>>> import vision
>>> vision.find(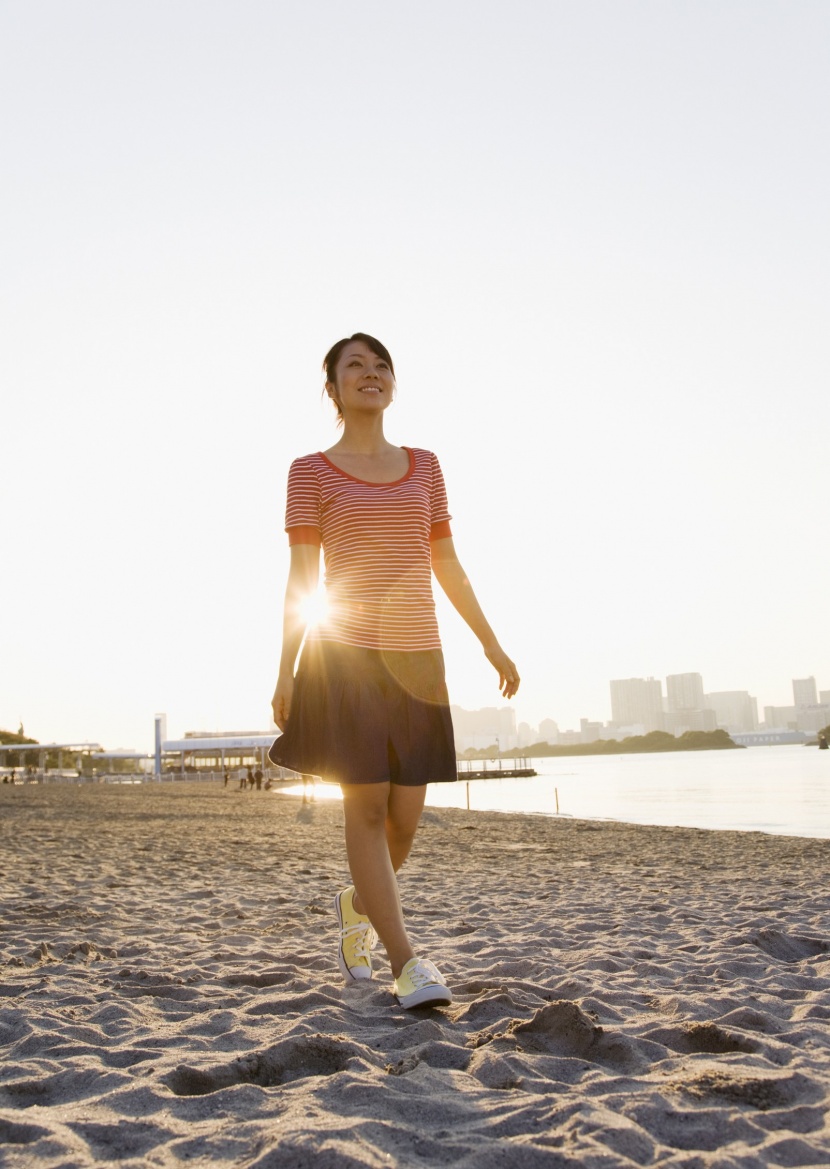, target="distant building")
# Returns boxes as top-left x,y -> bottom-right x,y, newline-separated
601,723 -> 646,740
610,678 -> 664,732
705,691 -> 759,733
663,709 -> 718,735
763,705 -> 797,730
796,705 -> 830,734
793,677 -> 818,709
666,673 -> 705,713
538,718 -> 559,745
451,706 -> 518,753
579,719 -> 603,744
790,677 -> 829,732
732,730 -> 809,746
517,721 -> 536,748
